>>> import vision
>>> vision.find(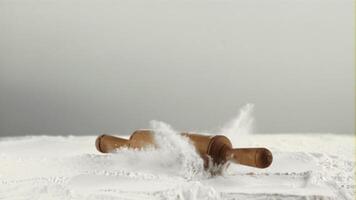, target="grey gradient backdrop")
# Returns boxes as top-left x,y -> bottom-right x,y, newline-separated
0,0 -> 354,136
